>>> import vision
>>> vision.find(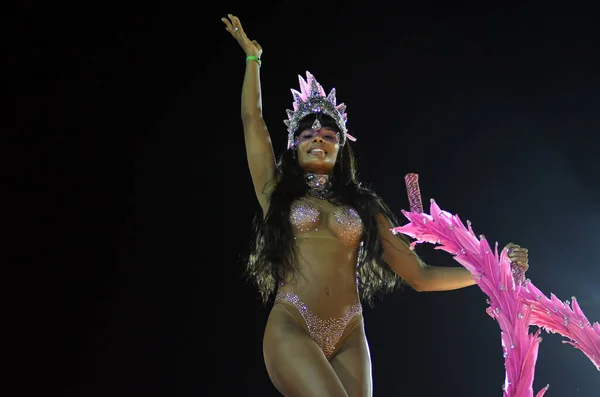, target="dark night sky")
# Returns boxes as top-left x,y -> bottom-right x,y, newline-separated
8,2 -> 600,396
